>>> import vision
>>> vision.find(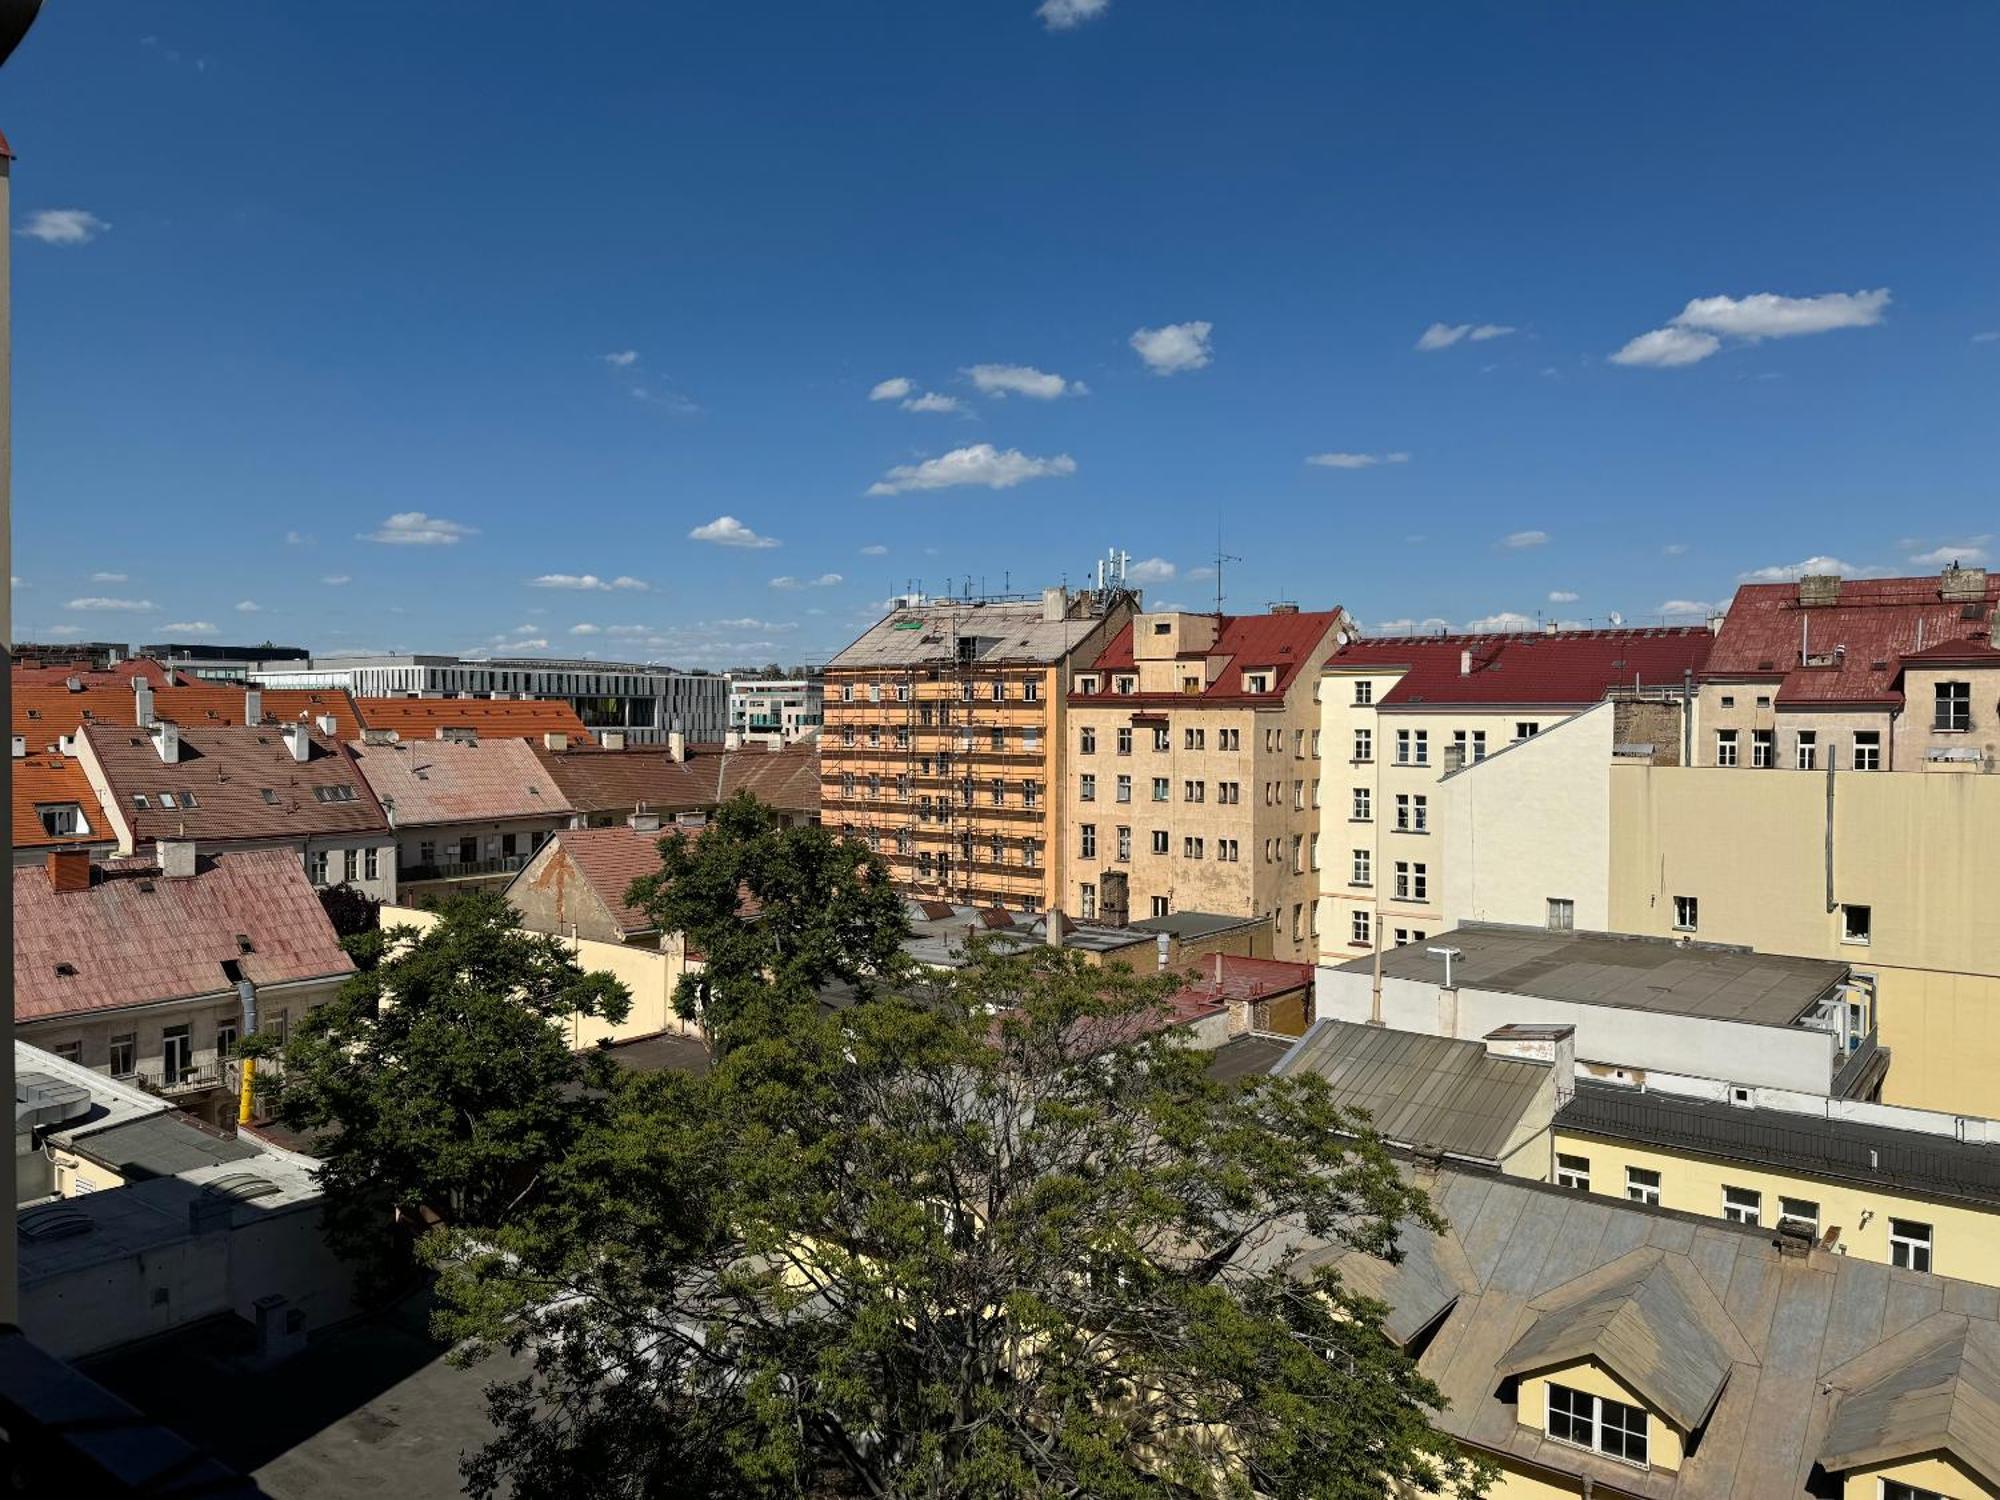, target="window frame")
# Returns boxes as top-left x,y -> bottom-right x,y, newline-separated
1722,1185 -> 1761,1225
1889,1219 -> 1933,1273
1625,1166 -> 1661,1206
1555,1153 -> 1590,1191
1545,1381 -> 1650,1469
